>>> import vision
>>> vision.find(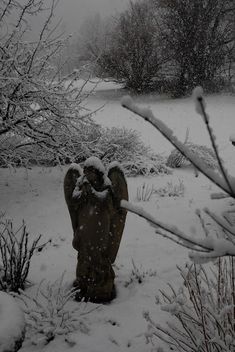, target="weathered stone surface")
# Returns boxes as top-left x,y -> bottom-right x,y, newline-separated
64,158 -> 128,303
